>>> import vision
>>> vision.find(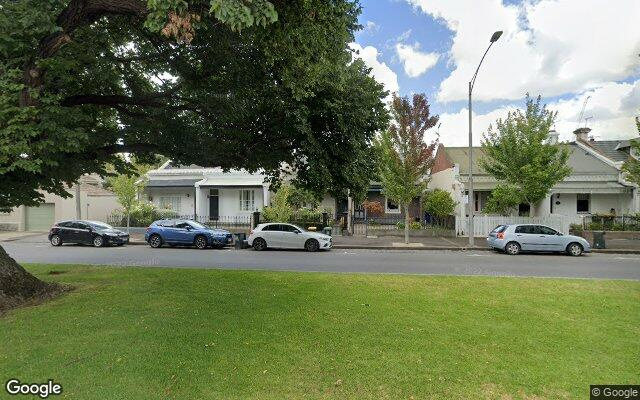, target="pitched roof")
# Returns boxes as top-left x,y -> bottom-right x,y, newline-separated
579,140 -> 631,162
146,178 -> 202,187
445,143 -> 619,176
